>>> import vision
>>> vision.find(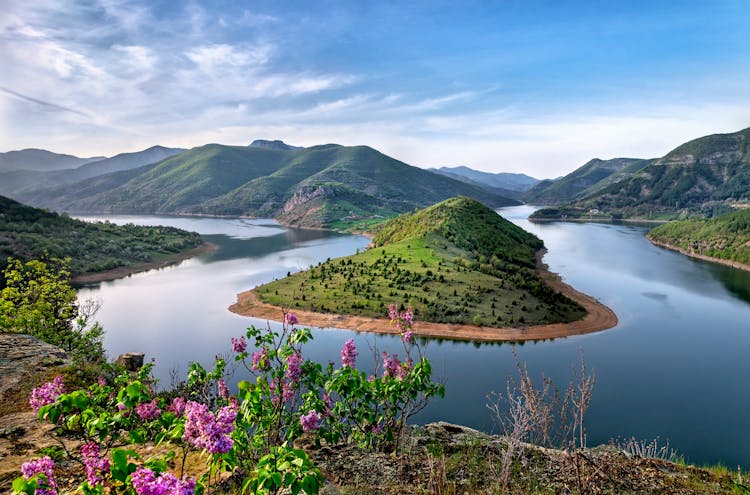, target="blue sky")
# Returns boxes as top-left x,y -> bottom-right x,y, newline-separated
1,0 -> 748,178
